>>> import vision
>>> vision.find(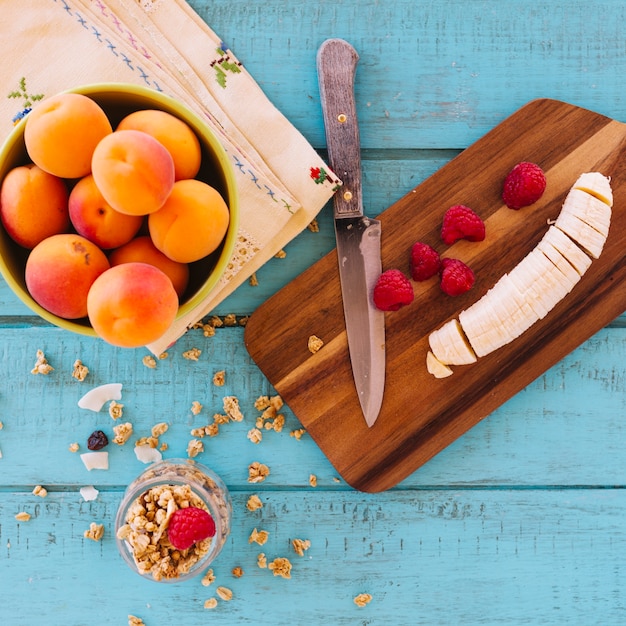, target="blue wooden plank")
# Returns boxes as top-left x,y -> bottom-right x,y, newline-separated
1,489 -> 625,625
0,325 -> 622,489
190,0 -> 626,149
